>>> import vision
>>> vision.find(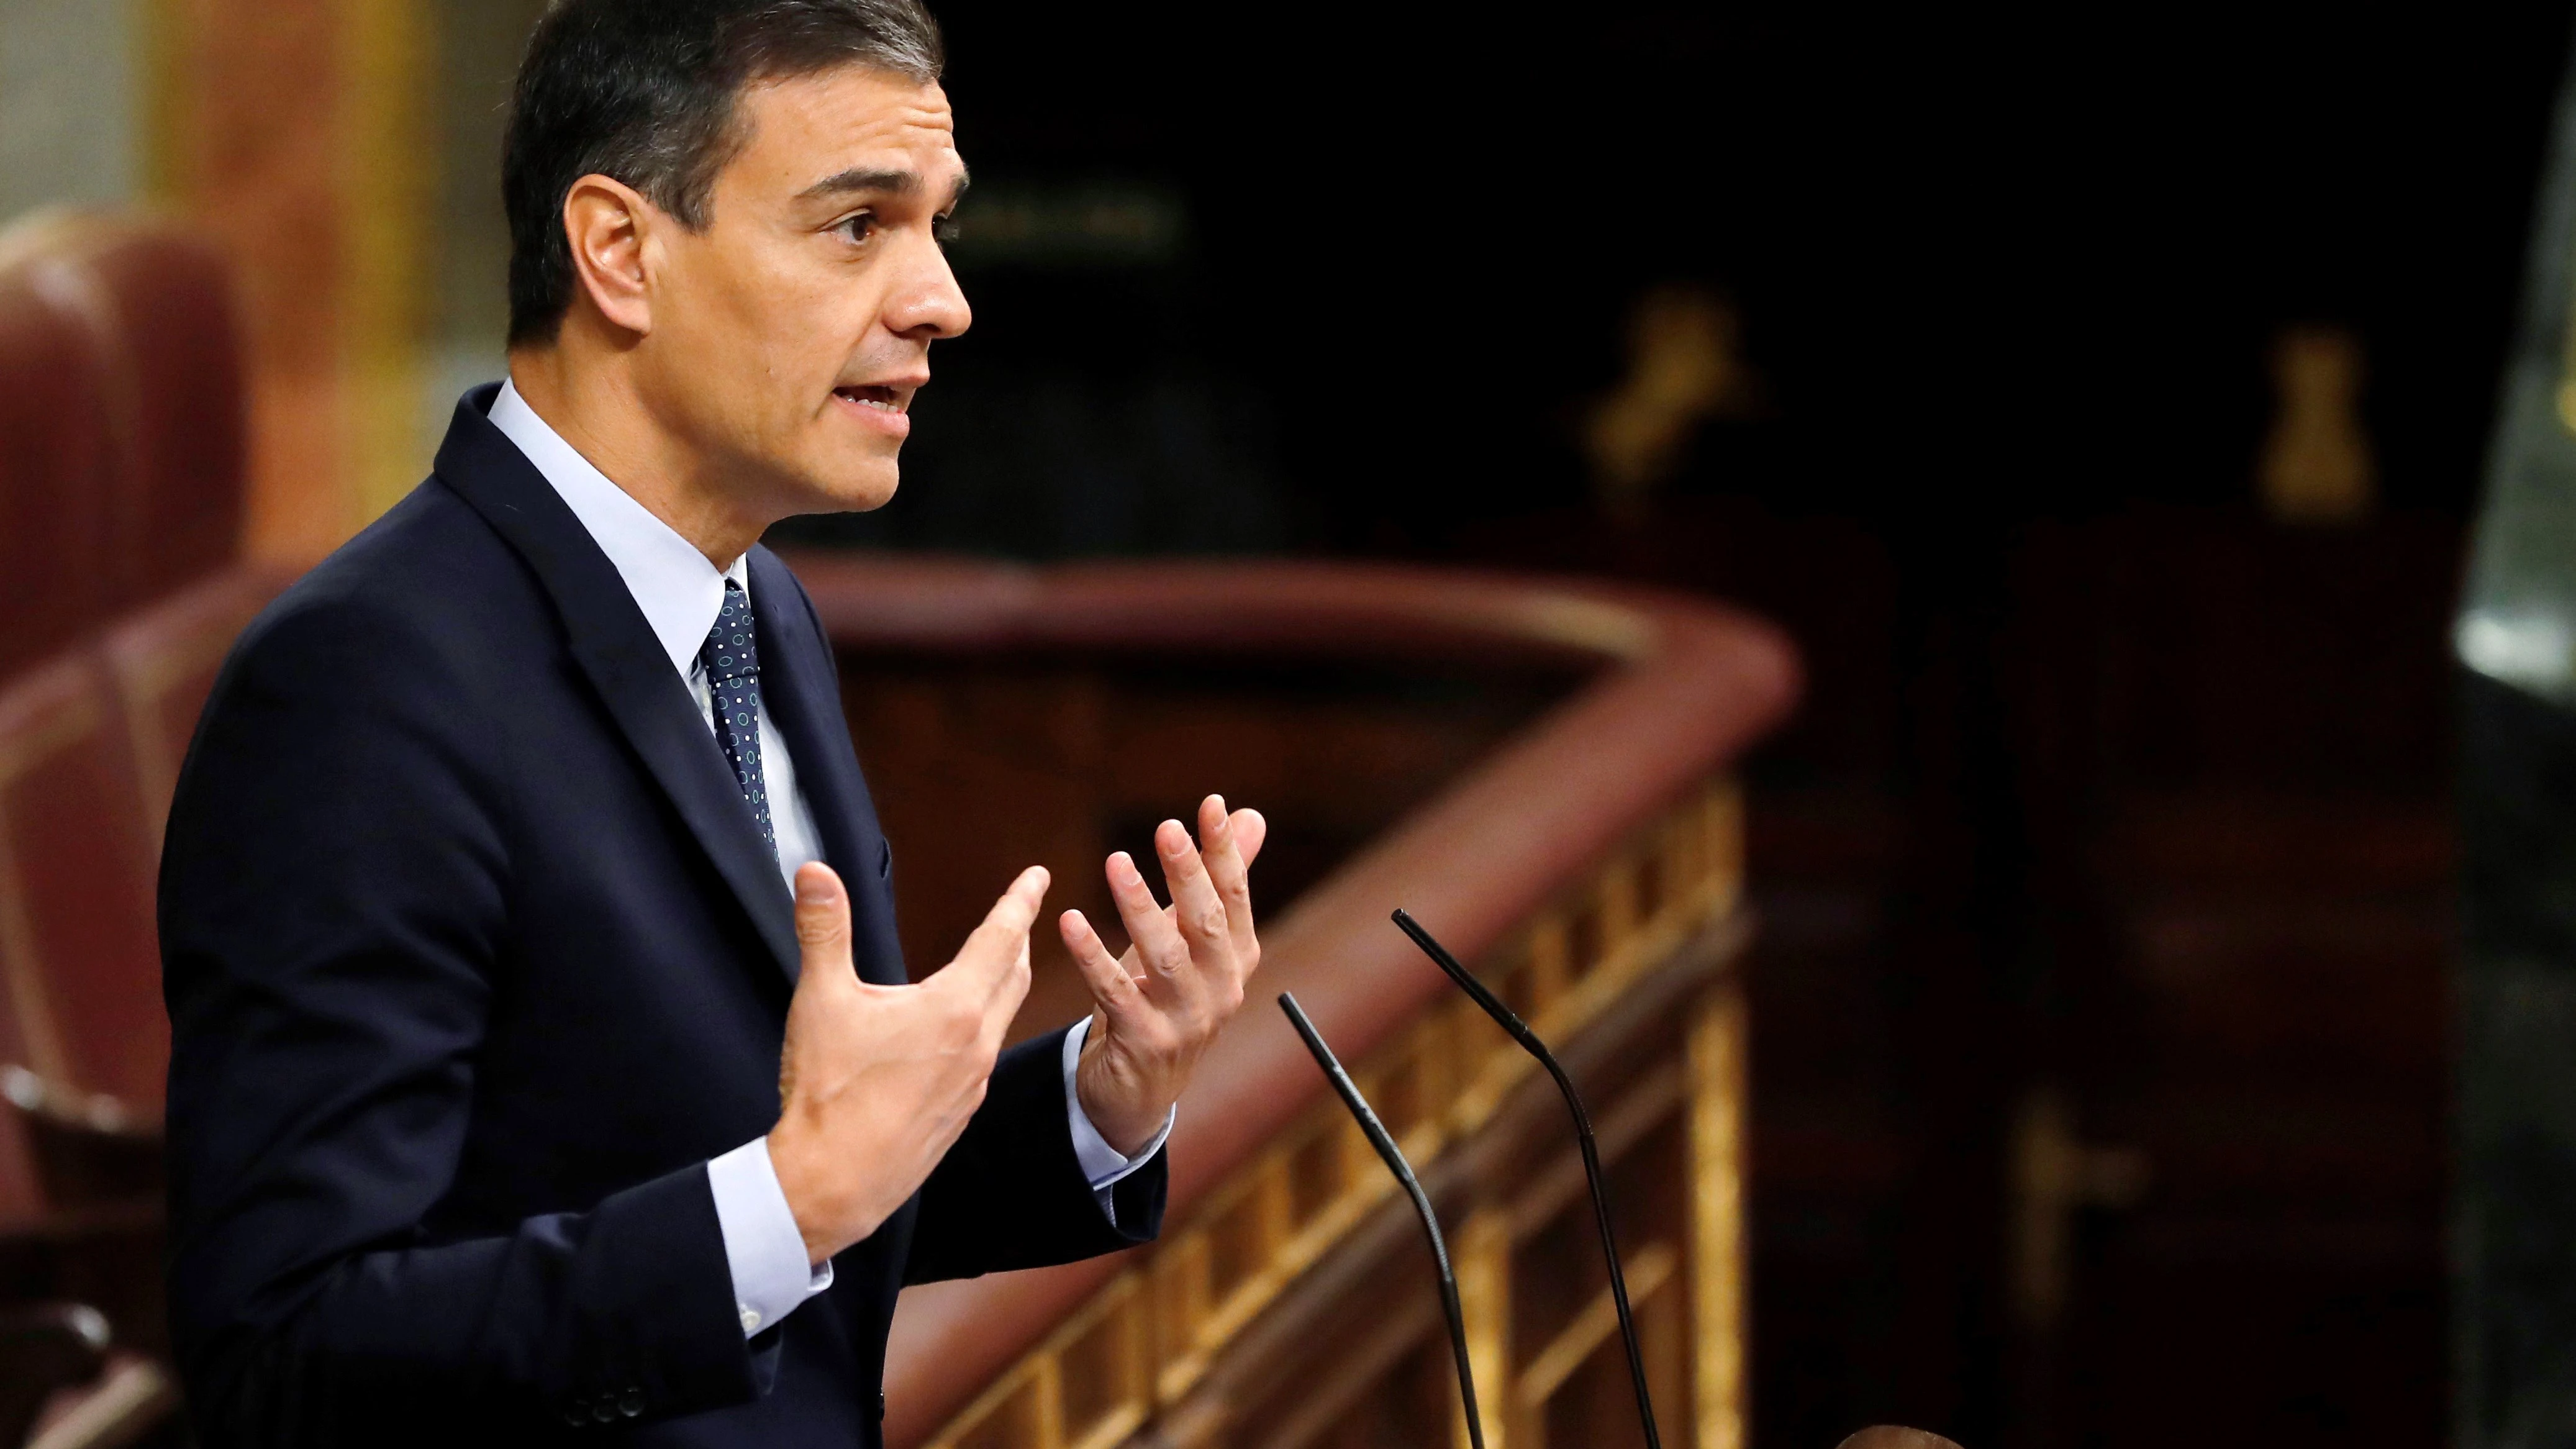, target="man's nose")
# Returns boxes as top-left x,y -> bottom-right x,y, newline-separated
886,239 -> 971,340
